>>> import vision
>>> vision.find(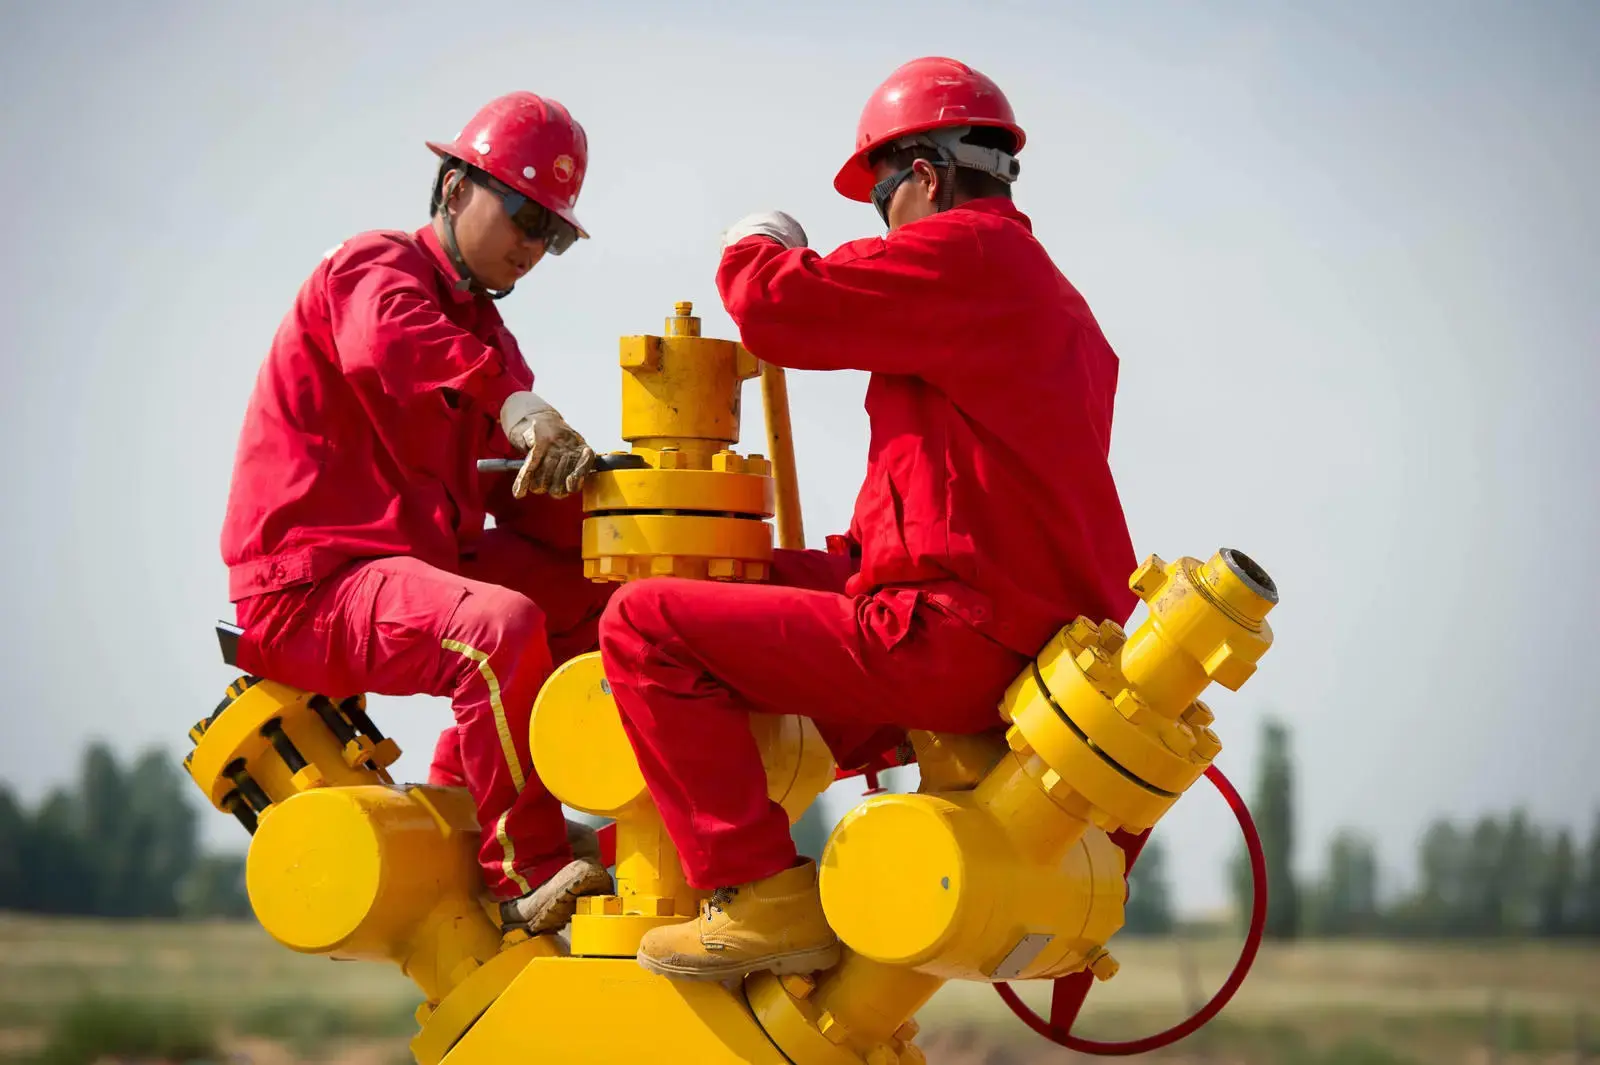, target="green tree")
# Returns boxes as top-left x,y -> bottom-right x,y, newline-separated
1230,717 -> 1300,939
1407,818 -> 1469,936
181,854 -> 252,918
120,750 -> 200,917
1467,814 -> 1507,935
19,789 -> 94,915
0,786 -> 25,908
1580,809 -> 1600,936
1123,836 -> 1175,934
1538,827 -> 1577,937
1306,829 -> 1380,936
